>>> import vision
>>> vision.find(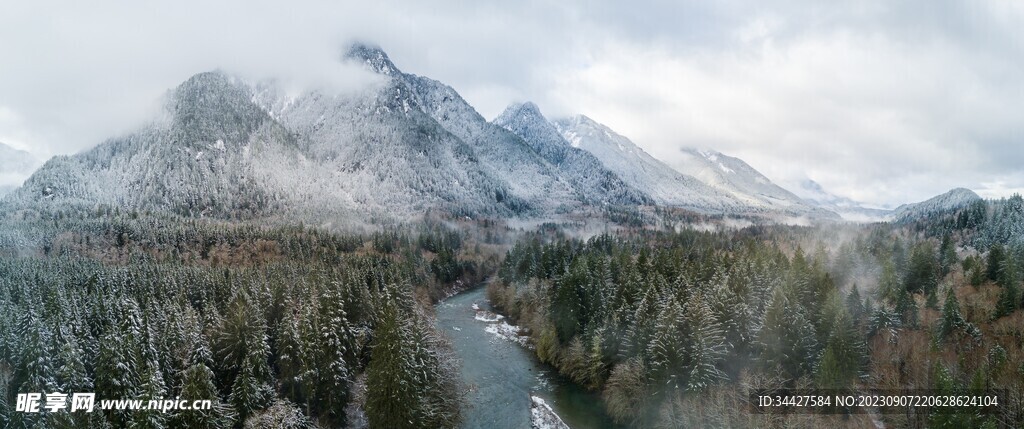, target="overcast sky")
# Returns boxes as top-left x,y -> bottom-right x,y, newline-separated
2,0 -> 1023,207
